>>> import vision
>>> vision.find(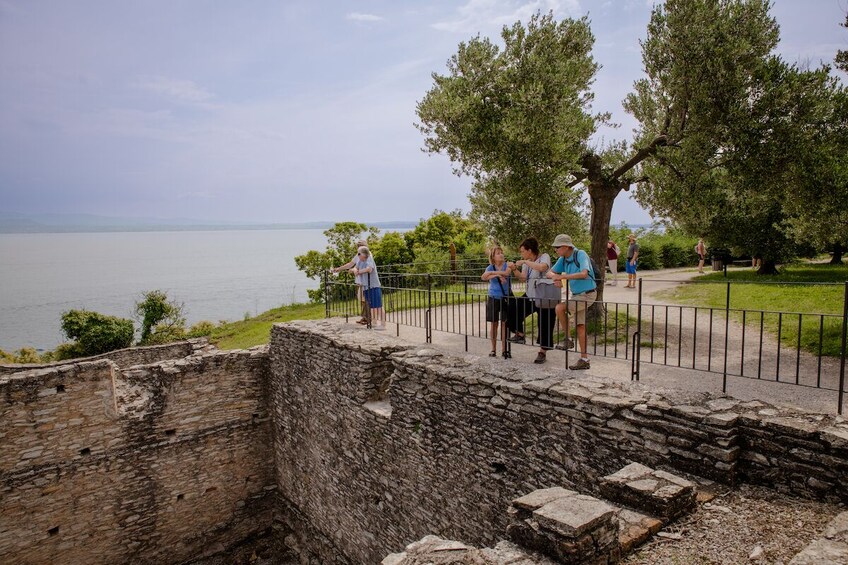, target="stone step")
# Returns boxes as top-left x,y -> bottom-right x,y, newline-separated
599,462 -> 697,522
506,487 -> 621,564
615,507 -> 663,554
